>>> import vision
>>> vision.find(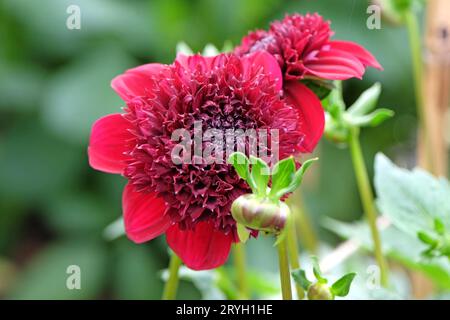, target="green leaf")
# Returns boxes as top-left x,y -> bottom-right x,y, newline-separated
323,218 -> 450,290
417,231 -> 438,246
434,219 -> 446,235
176,41 -> 194,55
268,157 -> 295,200
348,82 -> 382,116
250,156 -> 270,197
311,256 -> 327,283
348,108 -> 394,127
374,153 -> 450,260
273,158 -> 318,199
291,269 -> 312,291
330,273 -> 356,297
202,43 -> 220,57
374,153 -> 450,238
